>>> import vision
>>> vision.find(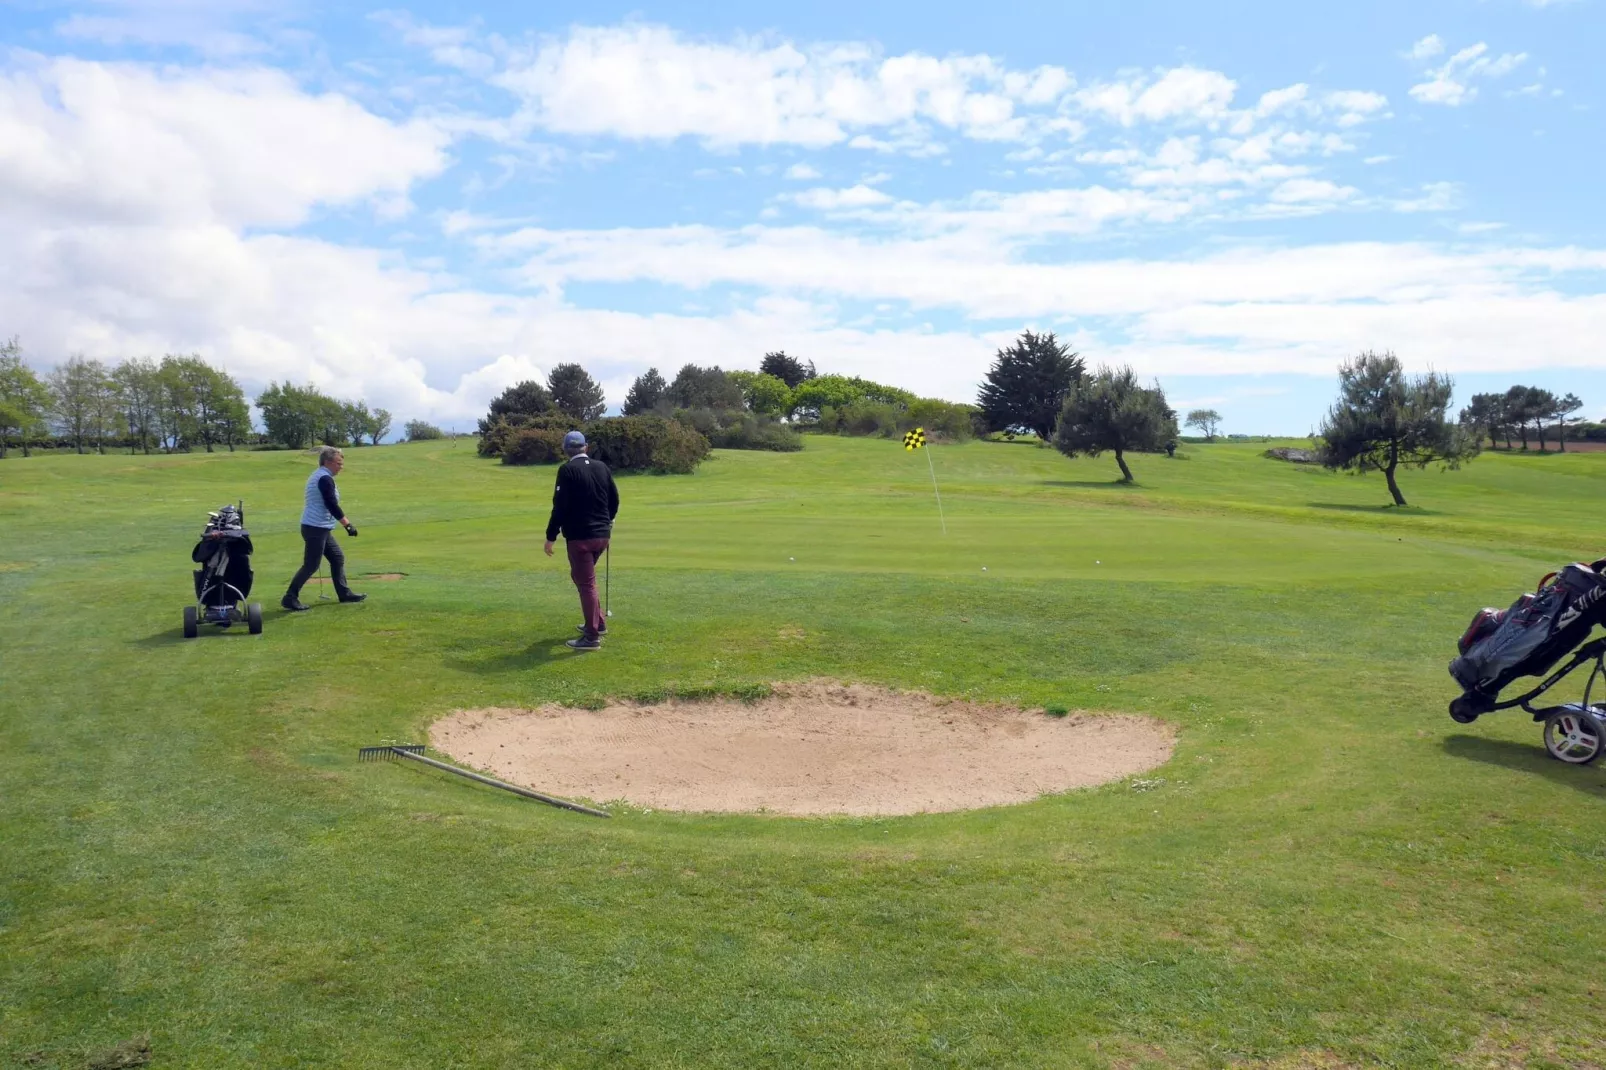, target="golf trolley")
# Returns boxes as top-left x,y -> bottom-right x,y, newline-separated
1449,562 -> 1606,765
184,502 -> 262,639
